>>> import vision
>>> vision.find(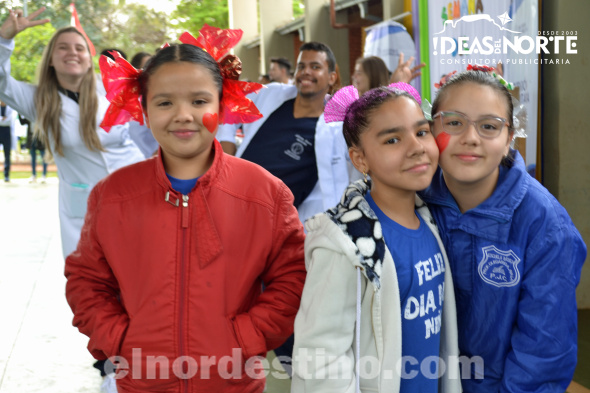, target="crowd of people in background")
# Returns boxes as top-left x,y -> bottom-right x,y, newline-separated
0,6 -> 586,393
